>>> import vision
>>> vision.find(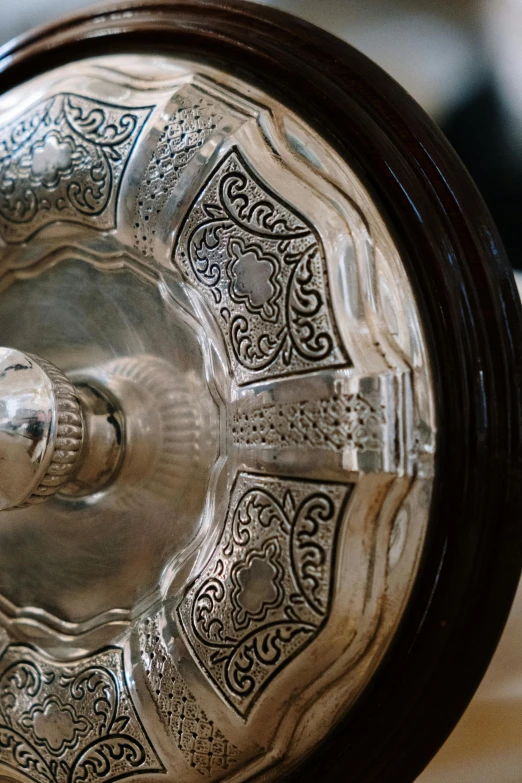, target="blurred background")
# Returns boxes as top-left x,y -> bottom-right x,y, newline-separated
2,1 -> 522,781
